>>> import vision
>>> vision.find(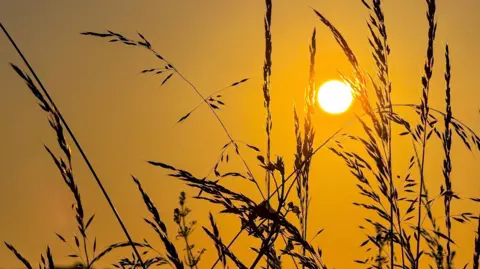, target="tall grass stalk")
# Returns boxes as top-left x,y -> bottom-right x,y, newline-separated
294,28 -> 317,267
314,3 -> 404,268
302,28 -> 317,258
415,1 -> 437,267
174,192 -> 205,269
362,1 -> 398,267
262,0 -> 273,195
0,22 -> 147,269
442,44 -> 453,269
262,0 -> 273,267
